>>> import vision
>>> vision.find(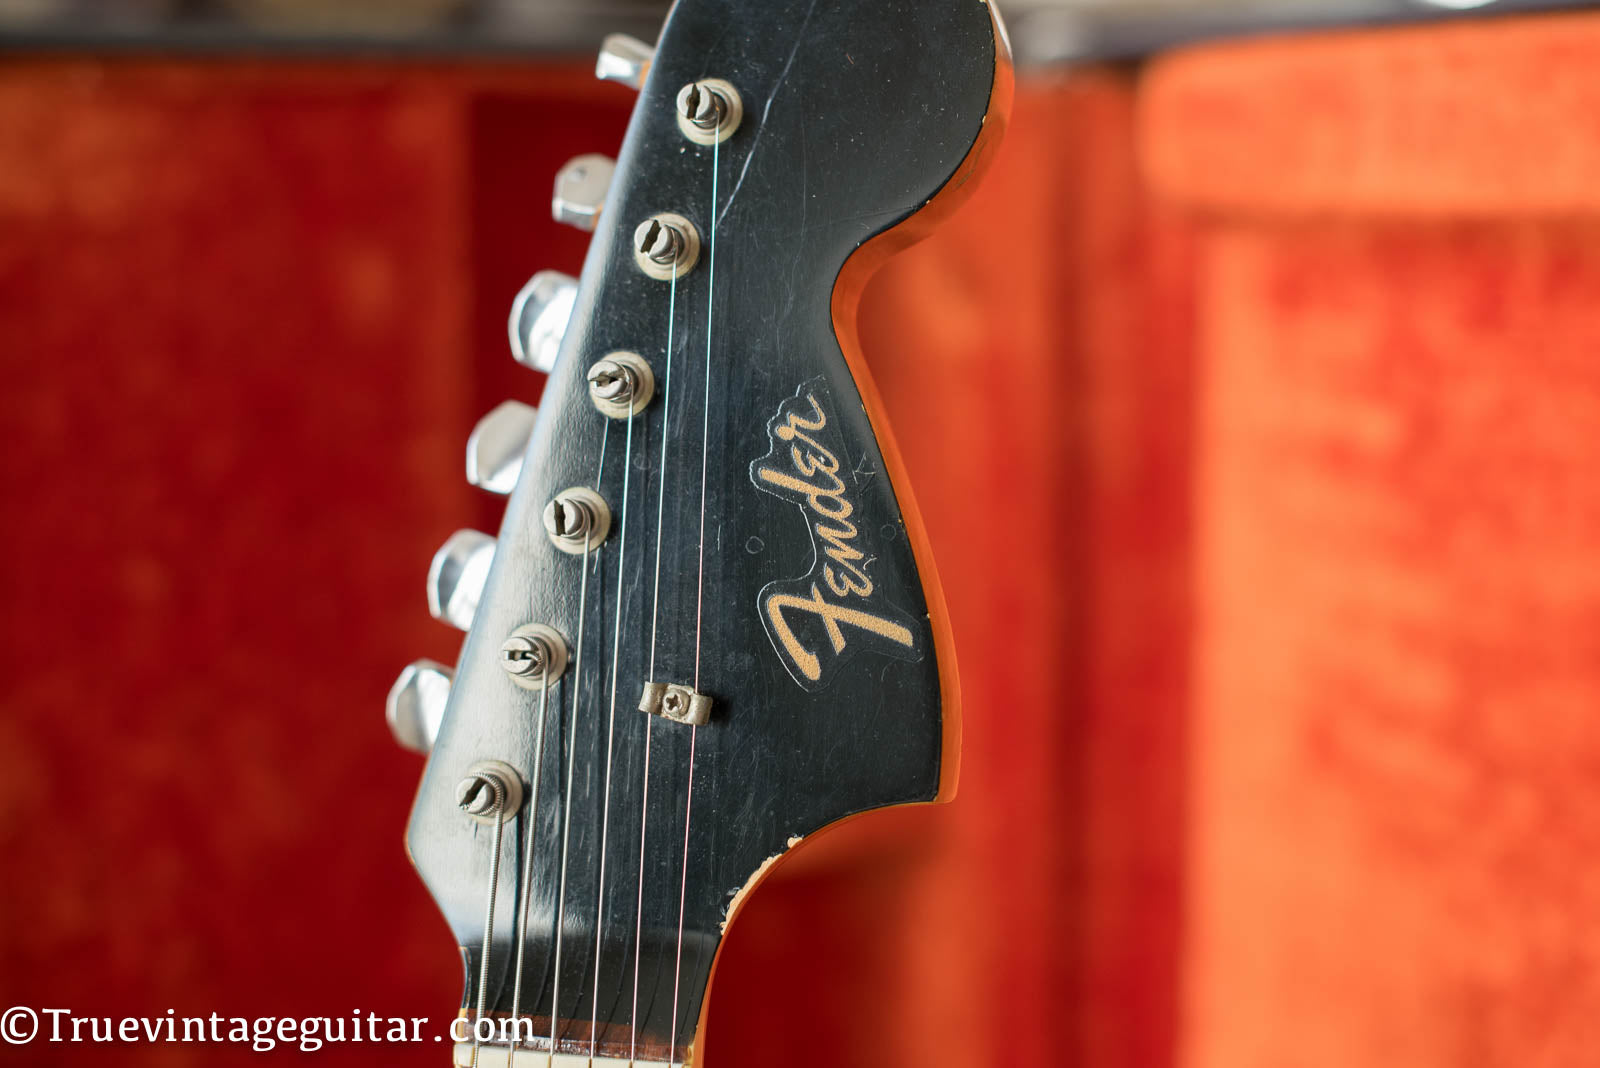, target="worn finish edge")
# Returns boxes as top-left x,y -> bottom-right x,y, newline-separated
684,4 -> 1014,1063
